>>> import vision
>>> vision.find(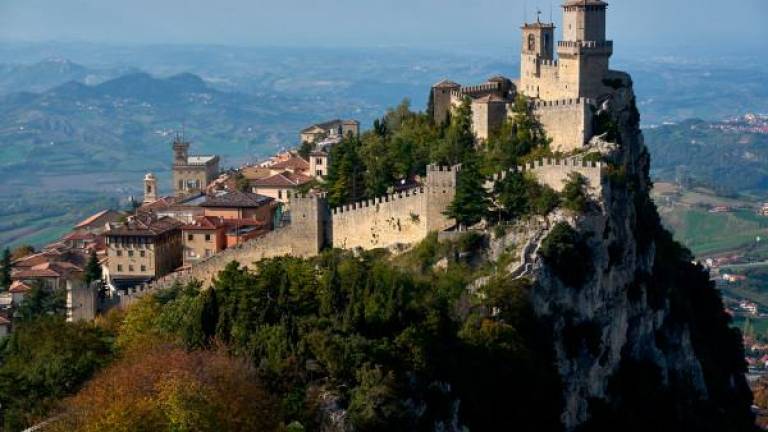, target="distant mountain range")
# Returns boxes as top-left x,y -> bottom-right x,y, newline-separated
0,58 -> 138,94
0,70 -> 318,187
